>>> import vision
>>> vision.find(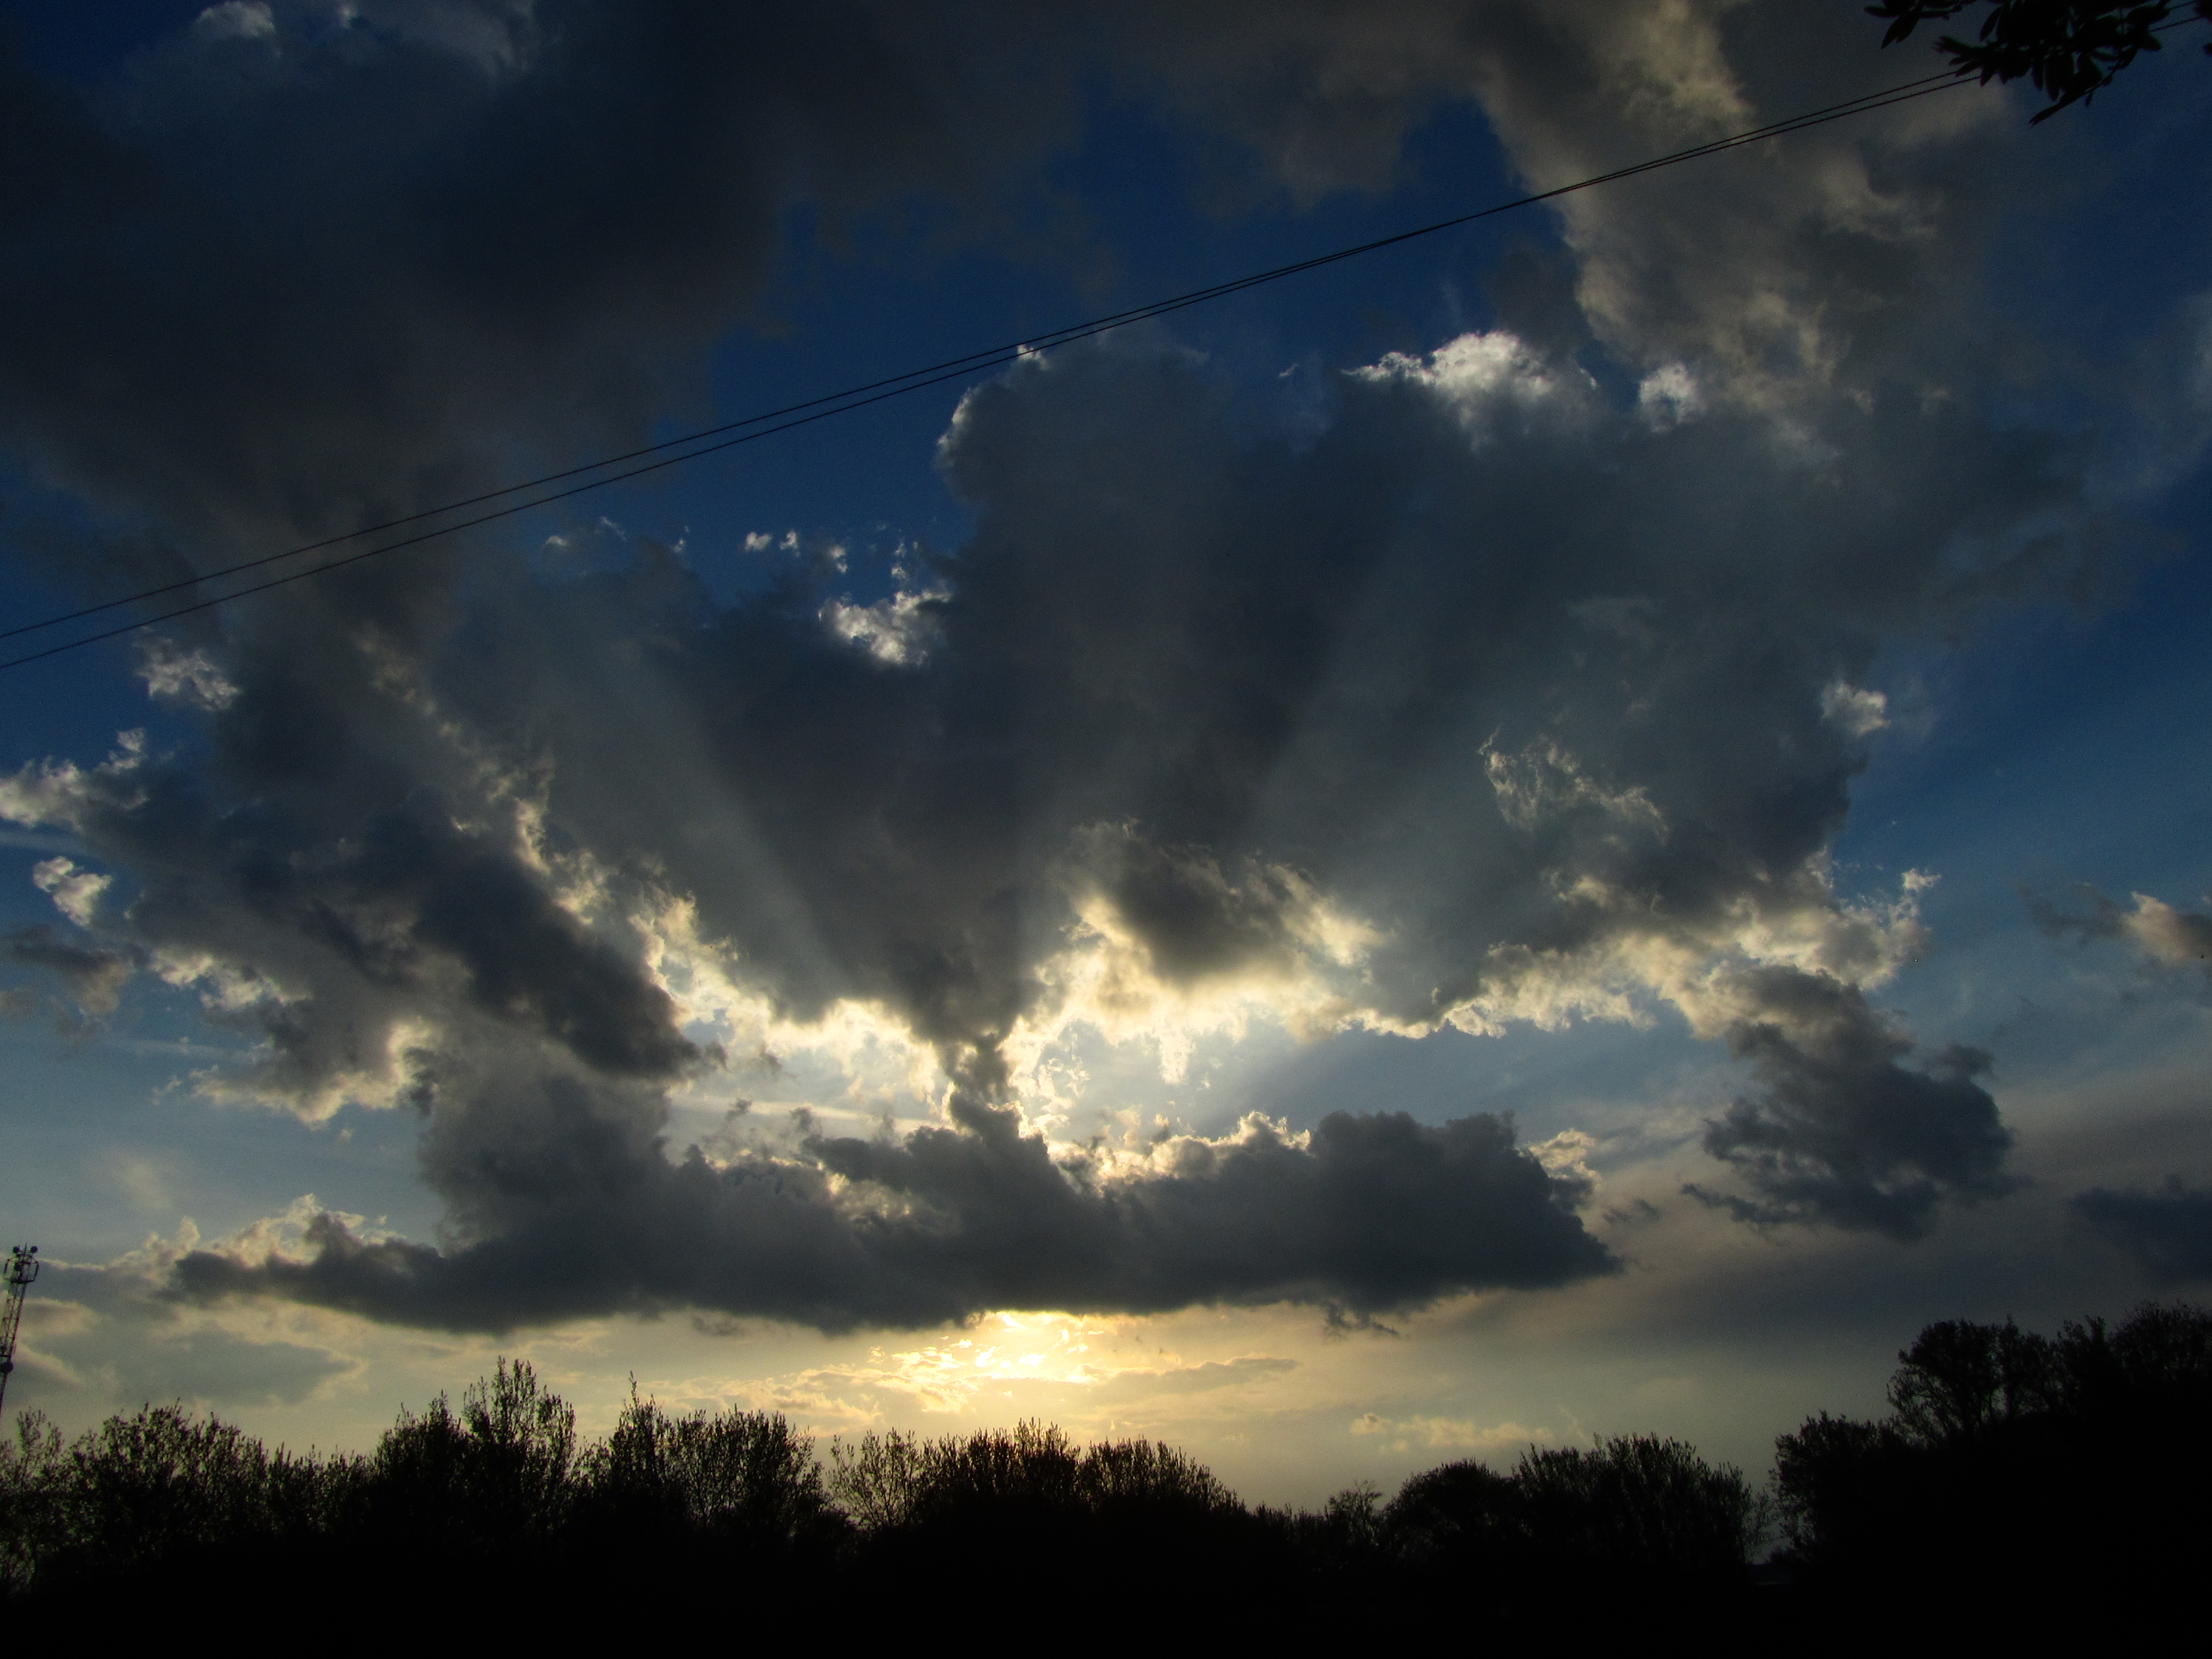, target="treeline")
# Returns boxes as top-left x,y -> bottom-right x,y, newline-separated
1779,1301 -> 2212,1608
2,1304 -> 2206,1635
